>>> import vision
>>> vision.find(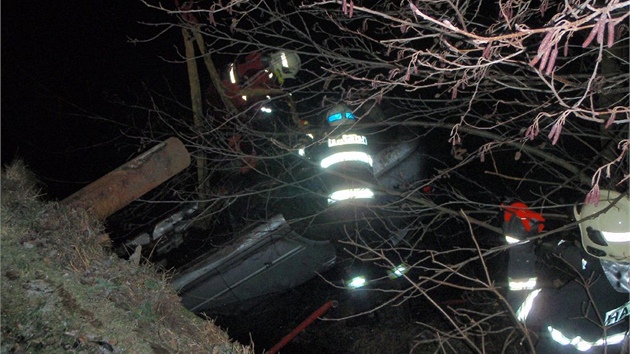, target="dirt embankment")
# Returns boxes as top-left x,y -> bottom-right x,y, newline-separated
1,160 -> 254,354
